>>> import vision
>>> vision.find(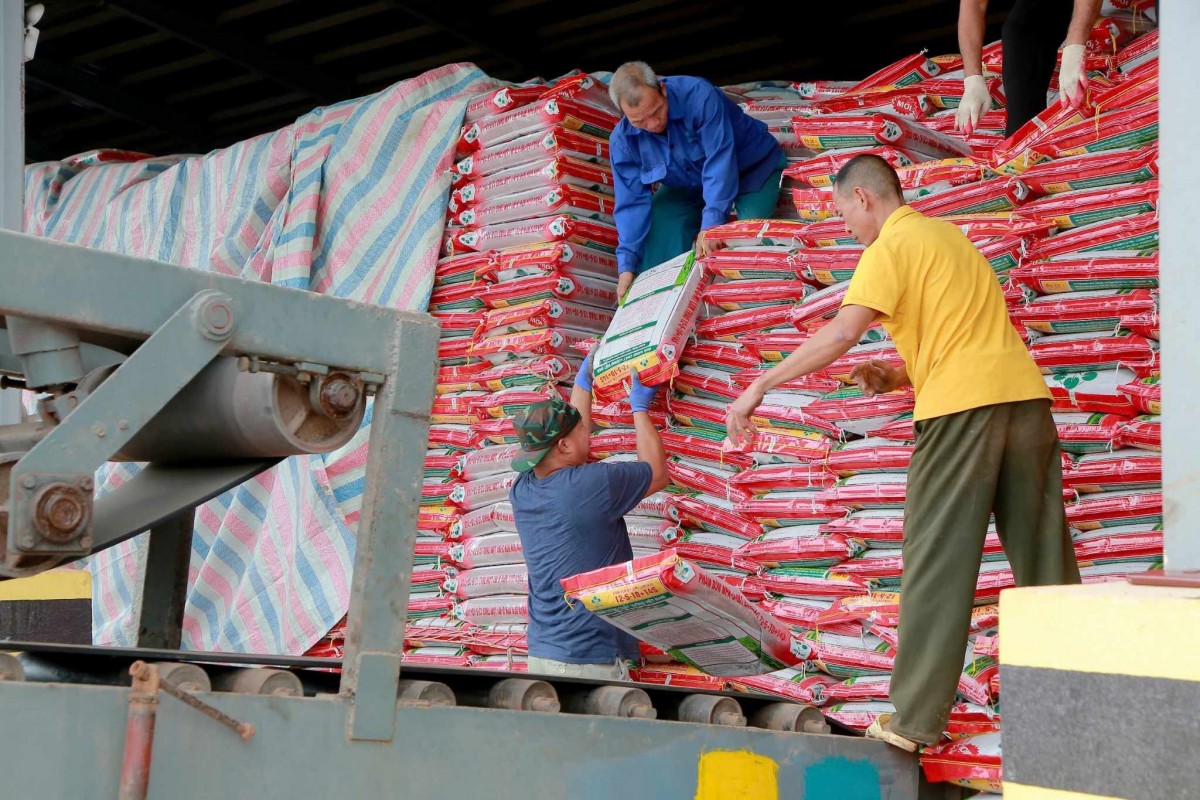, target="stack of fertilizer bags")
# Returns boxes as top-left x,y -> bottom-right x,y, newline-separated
305,73 -> 624,672
418,73 -> 625,671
